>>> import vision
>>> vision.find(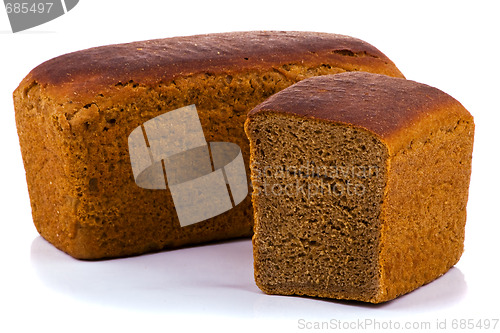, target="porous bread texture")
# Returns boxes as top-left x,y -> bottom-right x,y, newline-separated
245,72 -> 474,303
14,31 -> 404,259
